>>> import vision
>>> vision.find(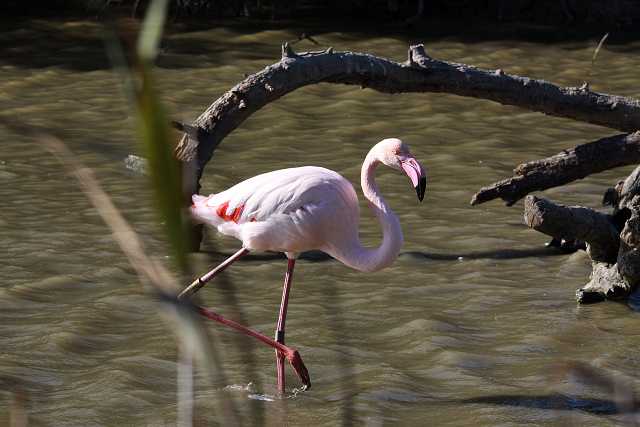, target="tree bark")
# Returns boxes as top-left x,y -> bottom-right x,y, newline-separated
523,193 -> 631,303
578,263 -> 629,303
175,43 -> 640,196
618,195 -> 640,287
522,176 -> 640,303
523,195 -> 619,263
472,131 -> 640,206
